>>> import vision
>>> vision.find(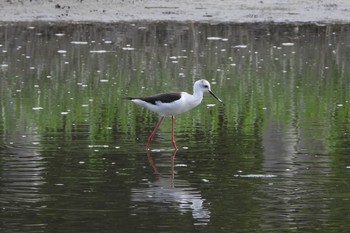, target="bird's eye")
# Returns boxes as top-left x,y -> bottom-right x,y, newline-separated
204,85 -> 209,88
